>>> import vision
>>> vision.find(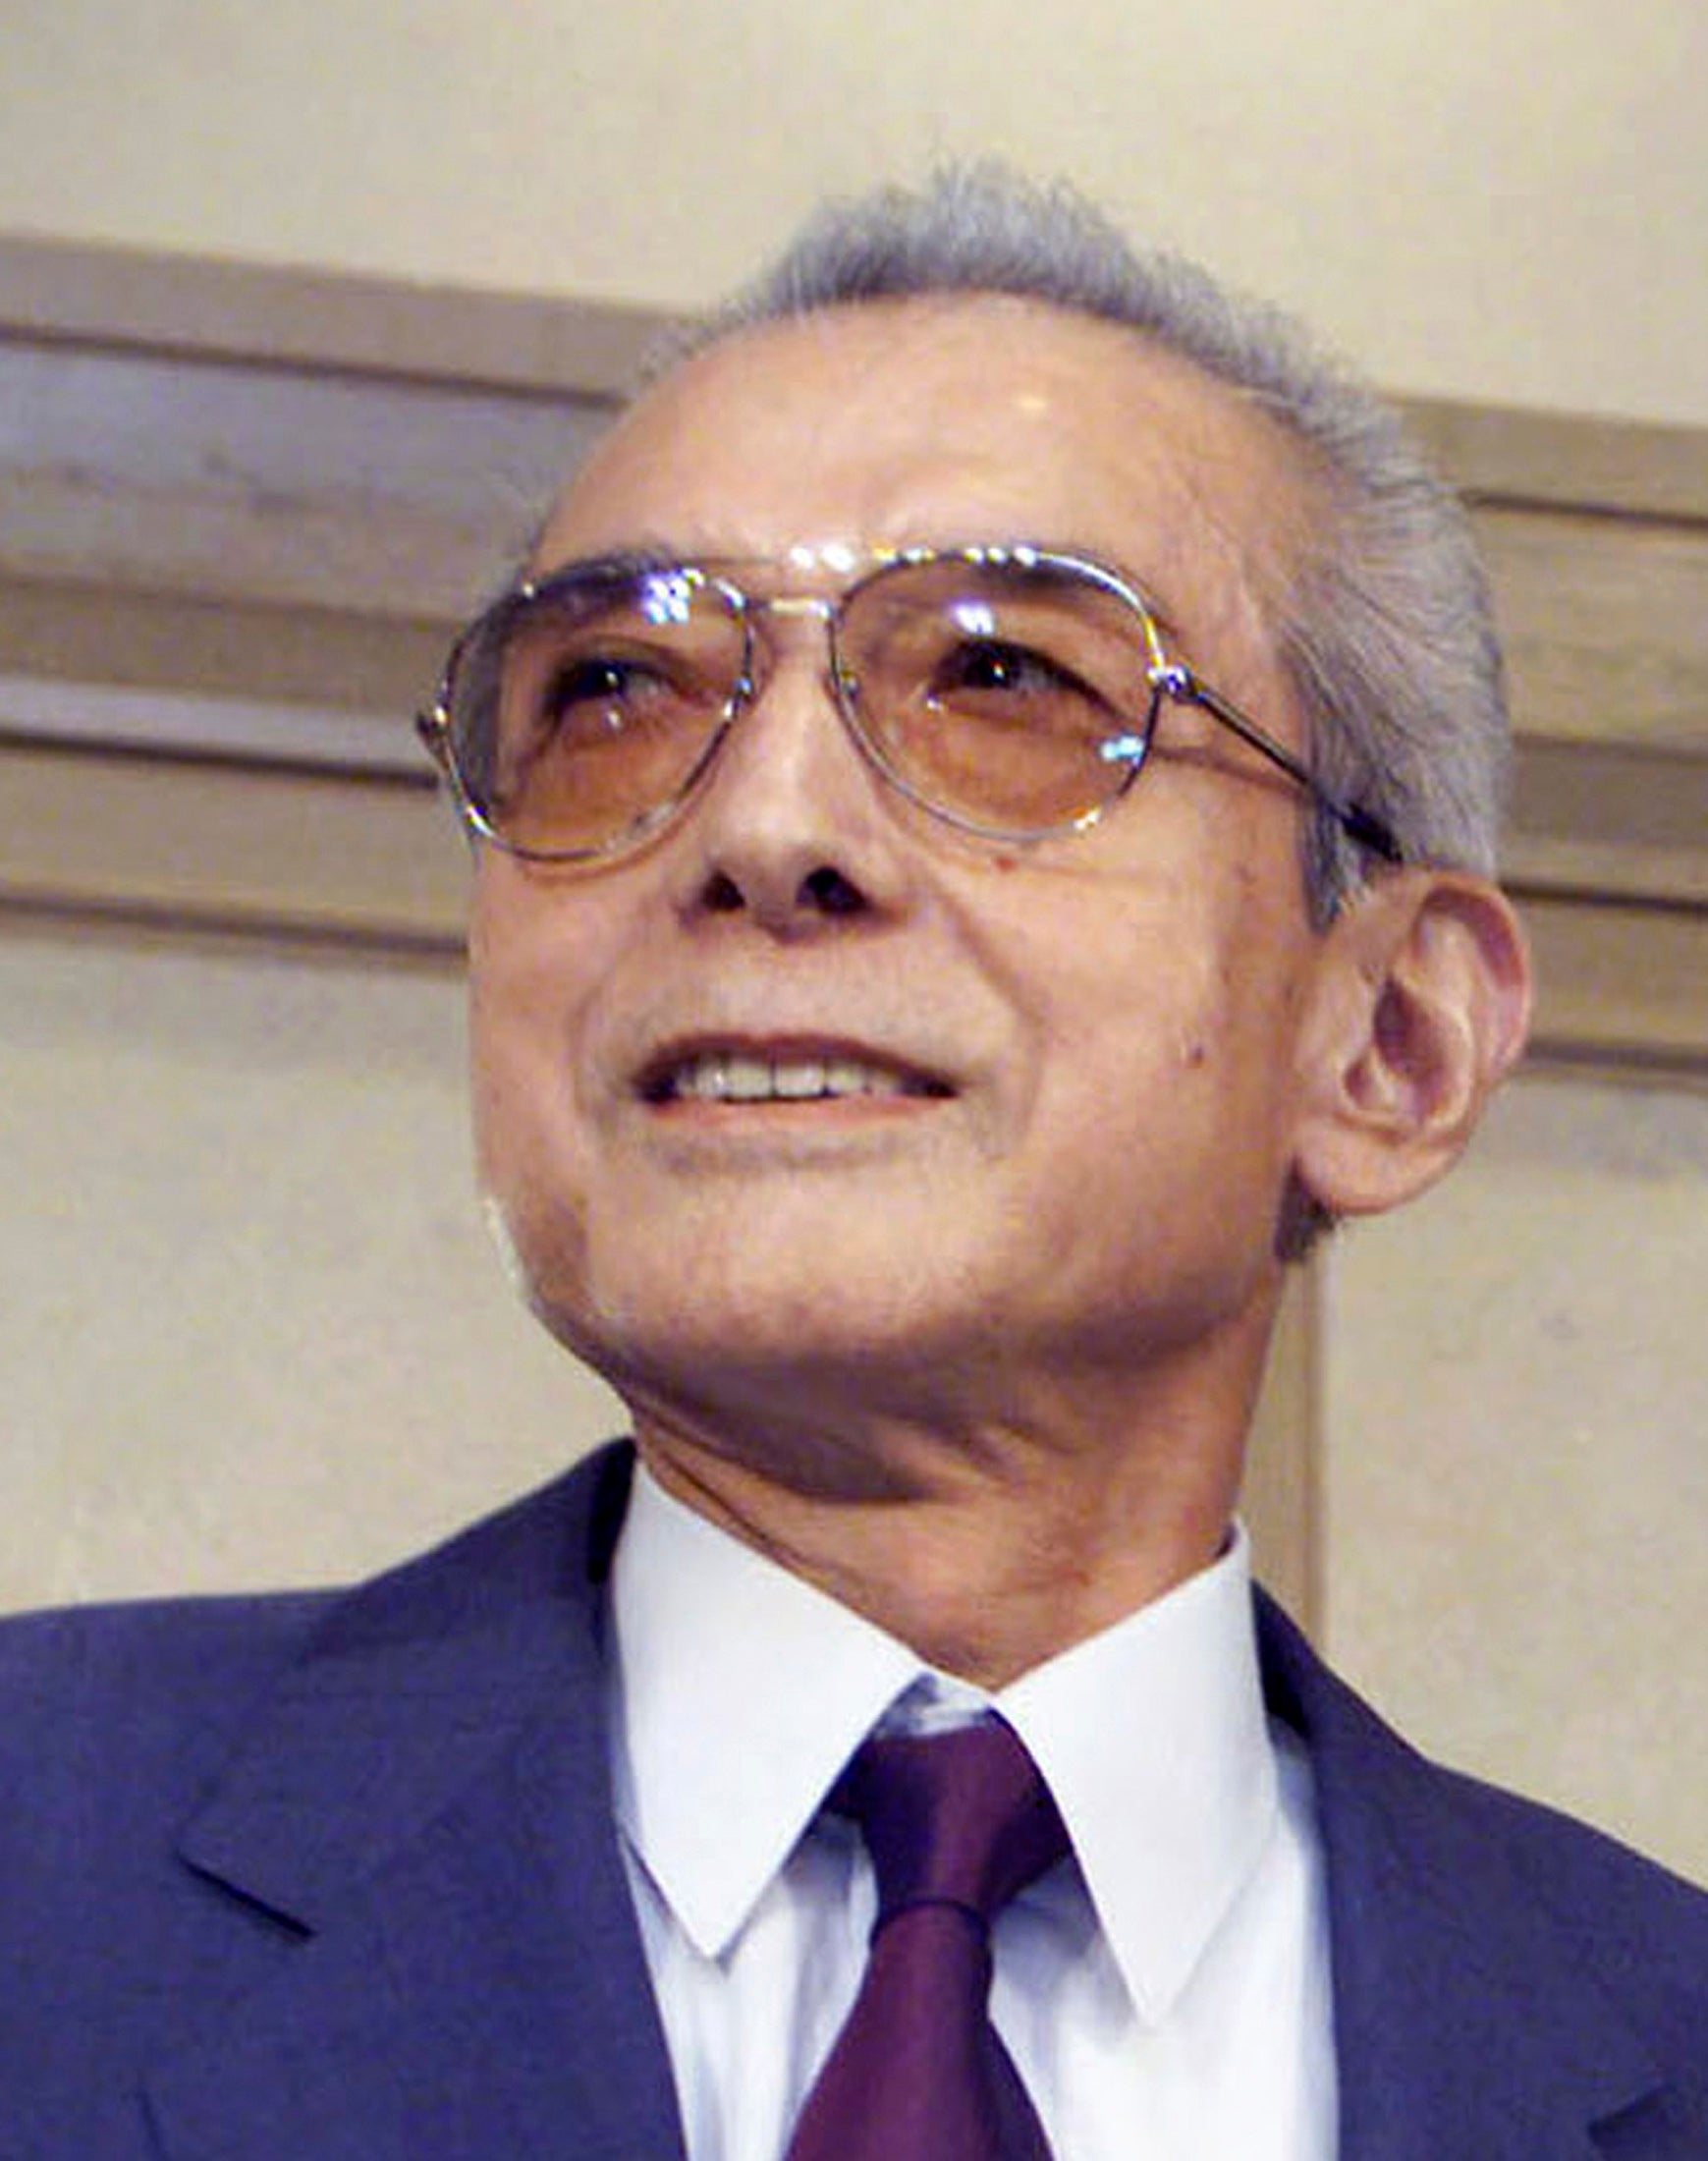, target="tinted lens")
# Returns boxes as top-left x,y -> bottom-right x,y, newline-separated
836,556 -> 1157,834
446,565 -> 745,858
